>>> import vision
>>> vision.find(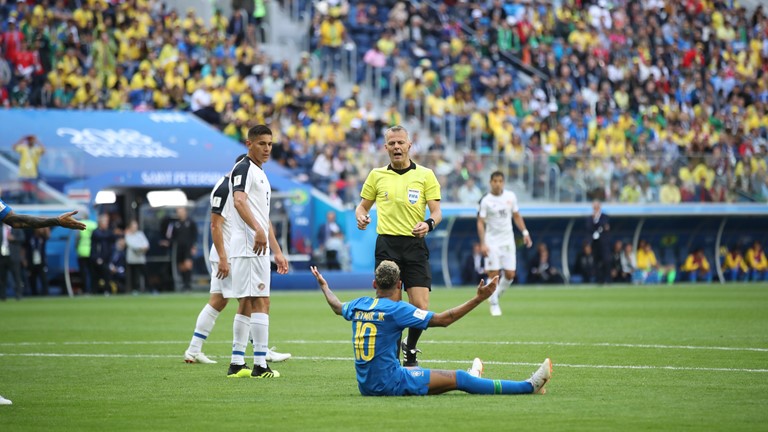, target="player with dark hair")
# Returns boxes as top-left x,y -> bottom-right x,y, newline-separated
355,125 -> 442,367
226,125 -> 289,379
477,170 -> 532,316
184,154 -> 290,365
310,261 -> 552,396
